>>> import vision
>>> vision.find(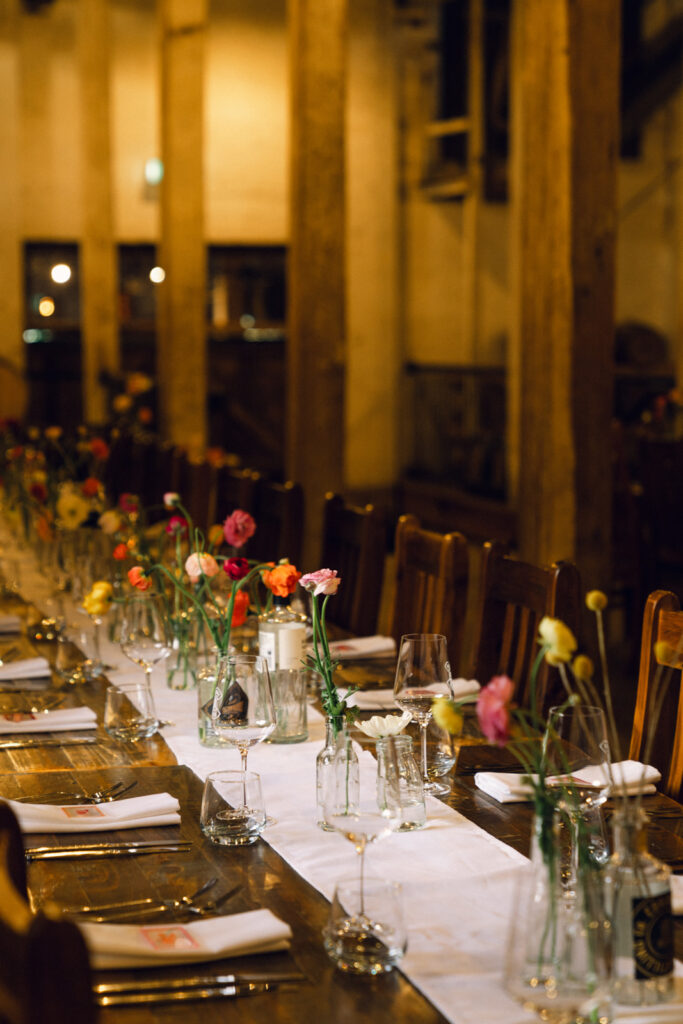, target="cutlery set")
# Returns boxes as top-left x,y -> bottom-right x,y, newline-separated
0,735 -> 98,750
68,879 -> 242,921
93,973 -> 304,1007
25,839 -> 193,860
16,779 -> 138,804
